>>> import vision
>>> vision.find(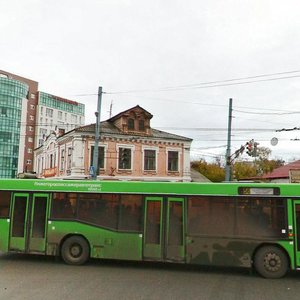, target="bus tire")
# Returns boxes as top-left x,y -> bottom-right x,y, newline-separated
61,236 -> 90,265
254,246 -> 288,279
